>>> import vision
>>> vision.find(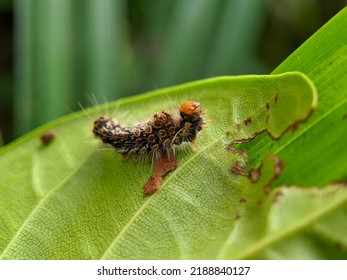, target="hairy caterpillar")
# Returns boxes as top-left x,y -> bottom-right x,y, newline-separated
93,101 -> 206,160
